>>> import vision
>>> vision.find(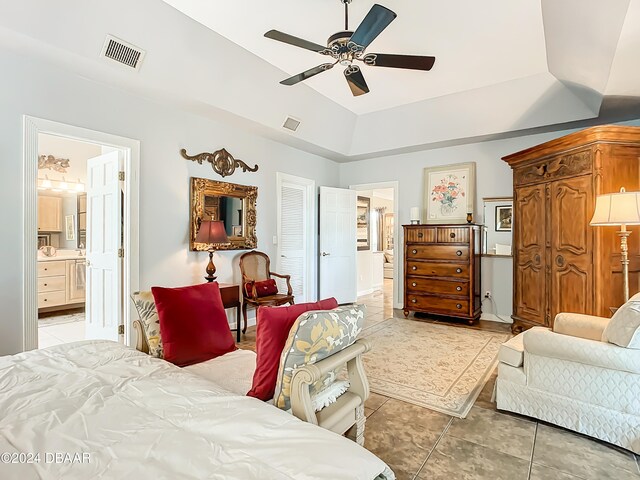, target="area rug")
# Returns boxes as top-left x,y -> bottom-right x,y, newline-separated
361,318 -> 509,418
